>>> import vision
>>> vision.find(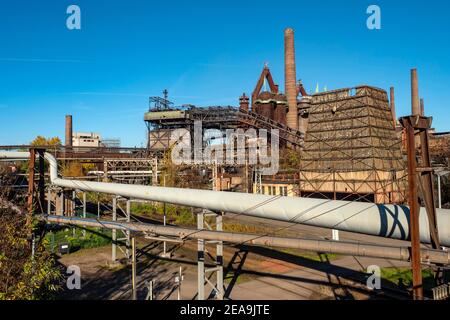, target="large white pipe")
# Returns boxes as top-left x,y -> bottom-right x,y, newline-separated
2,151 -> 450,246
